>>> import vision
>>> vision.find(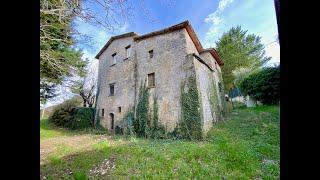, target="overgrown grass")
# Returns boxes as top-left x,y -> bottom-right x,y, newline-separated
40,105 -> 280,179
40,118 -> 71,139
40,119 -> 106,139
